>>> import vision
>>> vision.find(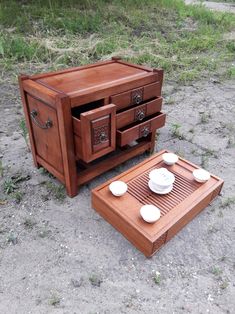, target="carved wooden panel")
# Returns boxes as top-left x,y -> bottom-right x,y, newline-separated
80,104 -> 116,163
92,124 -> 109,146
